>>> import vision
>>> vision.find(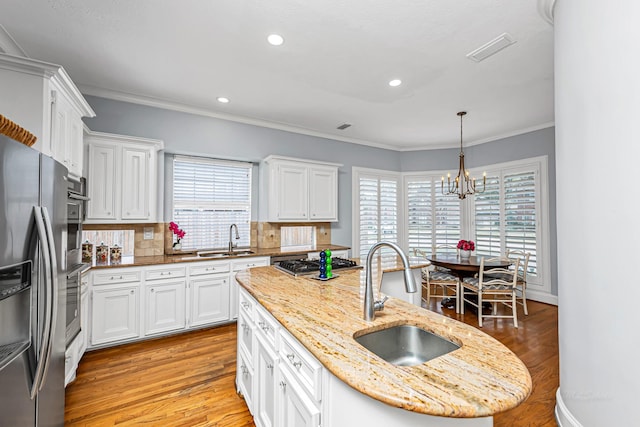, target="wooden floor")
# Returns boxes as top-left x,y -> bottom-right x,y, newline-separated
65,297 -> 558,427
